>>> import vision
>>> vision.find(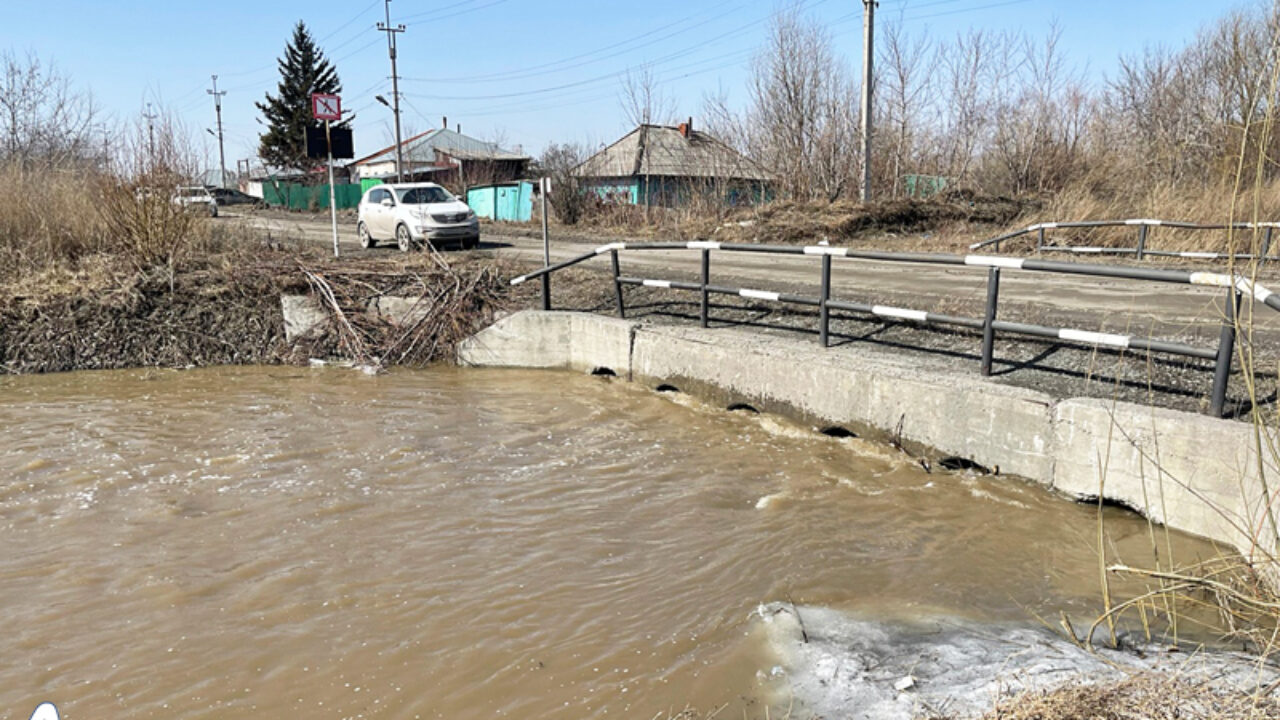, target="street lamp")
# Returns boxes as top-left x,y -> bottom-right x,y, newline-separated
374,95 -> 403,180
